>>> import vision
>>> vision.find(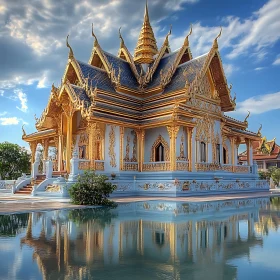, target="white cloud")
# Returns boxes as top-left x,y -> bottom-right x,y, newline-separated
0,111 -> 7,116
13,89 -> 28,112
0,117 -> 20,125
170,0 -> 280,61
0,89 -> 3,96
273,56 -> 280,65
37,74 -> 48,88
234,91 -> 280,114
223,63 -> 238,77
0,116 -> 28,126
